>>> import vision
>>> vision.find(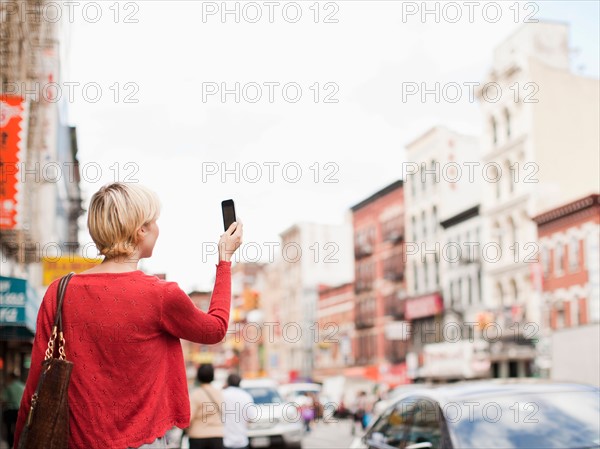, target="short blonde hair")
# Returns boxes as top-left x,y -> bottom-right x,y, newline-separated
88,182 -> 161,259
